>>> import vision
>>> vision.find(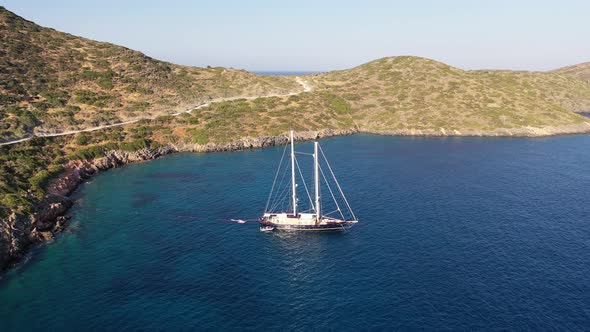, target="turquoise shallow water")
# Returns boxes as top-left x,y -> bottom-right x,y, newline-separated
2,135 -> 590,330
